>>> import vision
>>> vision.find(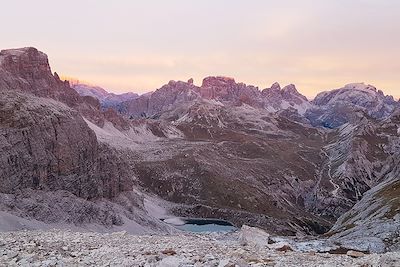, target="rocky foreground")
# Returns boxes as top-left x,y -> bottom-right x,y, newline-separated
0,230 -> 399,267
